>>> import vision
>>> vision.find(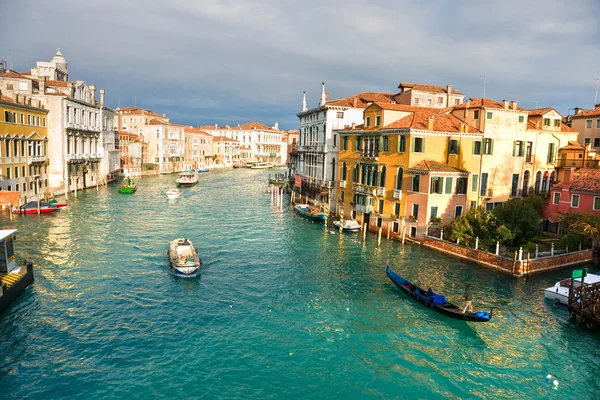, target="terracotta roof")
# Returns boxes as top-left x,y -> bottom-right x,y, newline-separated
116,107 -> 163,117
409,160 -> 469,173
0,71 -> 32,80
561,124 -> 577,133
382,110 -> 481,133
573,105 -> 600,118
453,98 -> 526,111
44,80 -> 69,87
149,119 -> 164,125
1,95 -> 15,102
398,82 -> 464,96
184,126 -> 210,134
325,92 -> 395,108
213,136 -> 239,143
237,121 -> 274,131
565,169 -> 600,193
240,146 -> 251,150
528,107 -> 554,116
371,102 -> 427,112
526,120 -> 577,133
560,141 -> 585,150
